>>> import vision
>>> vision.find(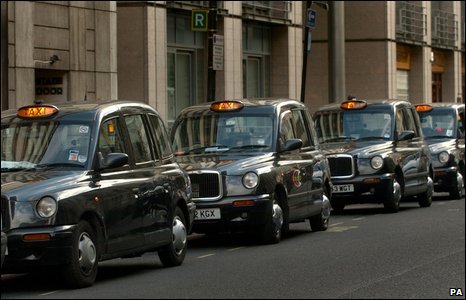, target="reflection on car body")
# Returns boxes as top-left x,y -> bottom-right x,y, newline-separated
416,103 -> 465,199
1,100 -> 195,288
314,99 -> 433,213
170,99 -> 332,244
